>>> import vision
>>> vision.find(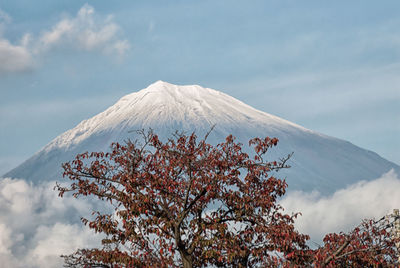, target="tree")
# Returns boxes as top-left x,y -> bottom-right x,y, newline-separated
57,130 -> 400,267
313,215 -> 400,267
56,130 -> 309,267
